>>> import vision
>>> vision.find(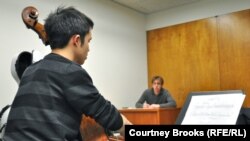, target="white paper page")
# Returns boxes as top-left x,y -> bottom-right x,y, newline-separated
182,93 -> 245,125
